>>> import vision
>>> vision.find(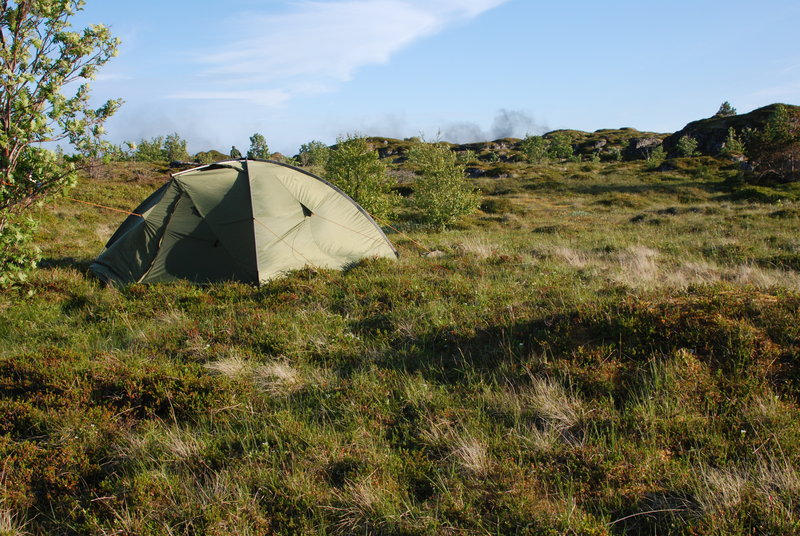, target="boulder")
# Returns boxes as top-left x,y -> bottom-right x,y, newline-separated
623,137 -> 663,160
